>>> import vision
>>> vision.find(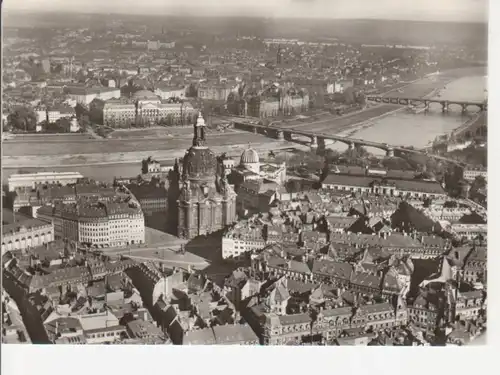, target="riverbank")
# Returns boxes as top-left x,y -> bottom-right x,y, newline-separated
343,69 -> 486,153
2,140 -> 295,169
